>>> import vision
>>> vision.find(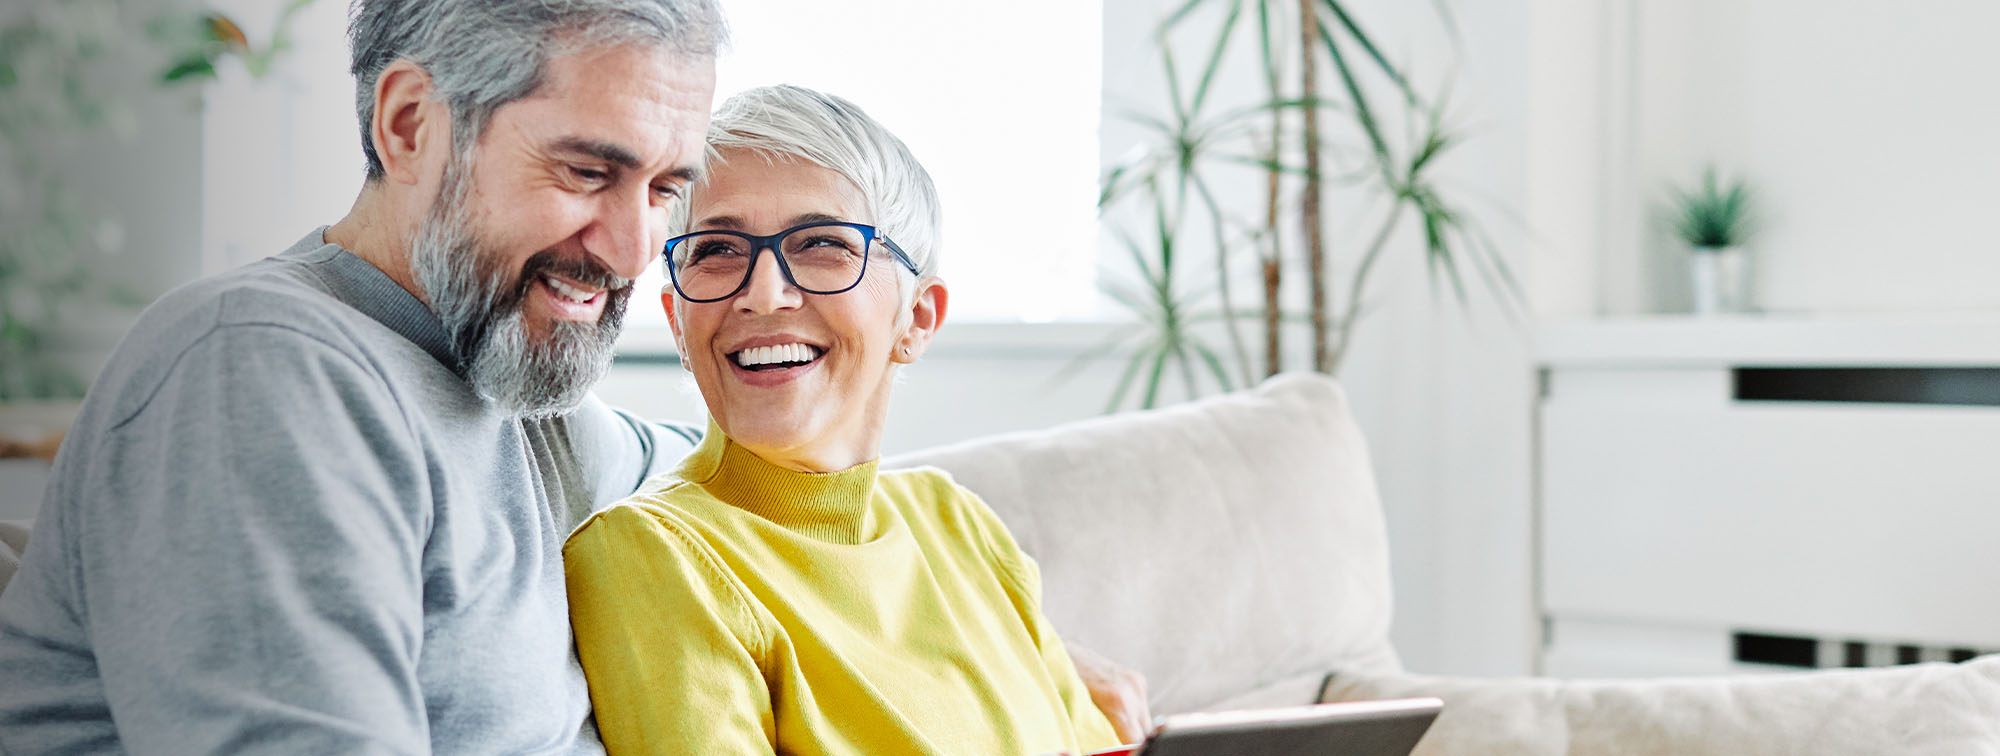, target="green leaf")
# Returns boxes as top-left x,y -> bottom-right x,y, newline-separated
1254,0 -> 1282,95
1105,340 -> 1160,413
1190,339 -> 1236,391
1318,0 -> 1418,103
1047,323 -> 1144,390
161,56 -> 217,83
1315,15 -> 1393,173
1141,345 -> 1172,409
1188,0 -> 1246,116
1160,0 -> 1219,33
1108,222 -> 1163,288
1668,166 -> 1755,247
